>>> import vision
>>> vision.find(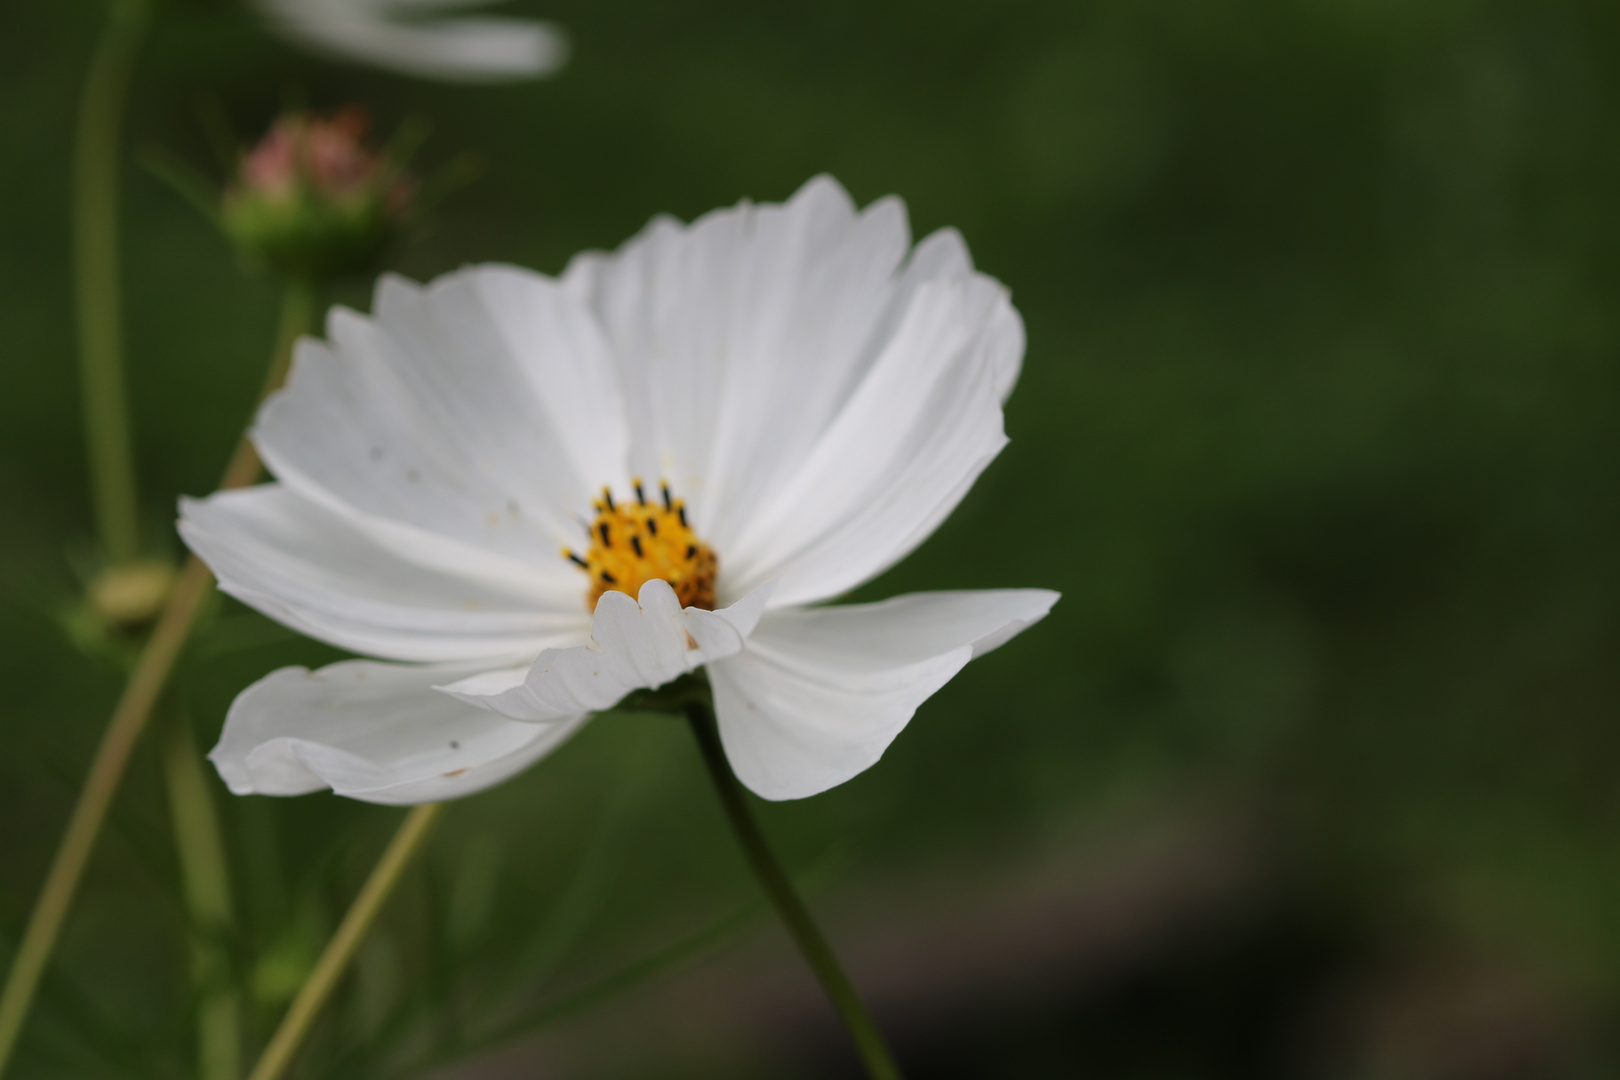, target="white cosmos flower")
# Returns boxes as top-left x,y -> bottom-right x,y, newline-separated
181,176 -> 1058,806
256,0 -> 568,83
